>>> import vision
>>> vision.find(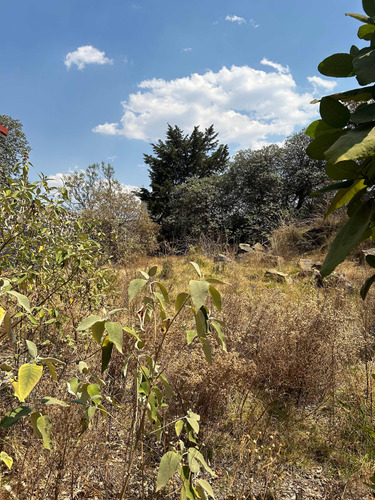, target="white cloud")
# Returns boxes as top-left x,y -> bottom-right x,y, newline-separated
182,47 -> 192,53
249,18 -> 259,28
93,63 -> 318,149
225,15 -> 246,24
64,45 -> 113,70
307,76 -> 337,92
47,173 -> 65,188
261,58 -> 289,74
93,122 -> 119,135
